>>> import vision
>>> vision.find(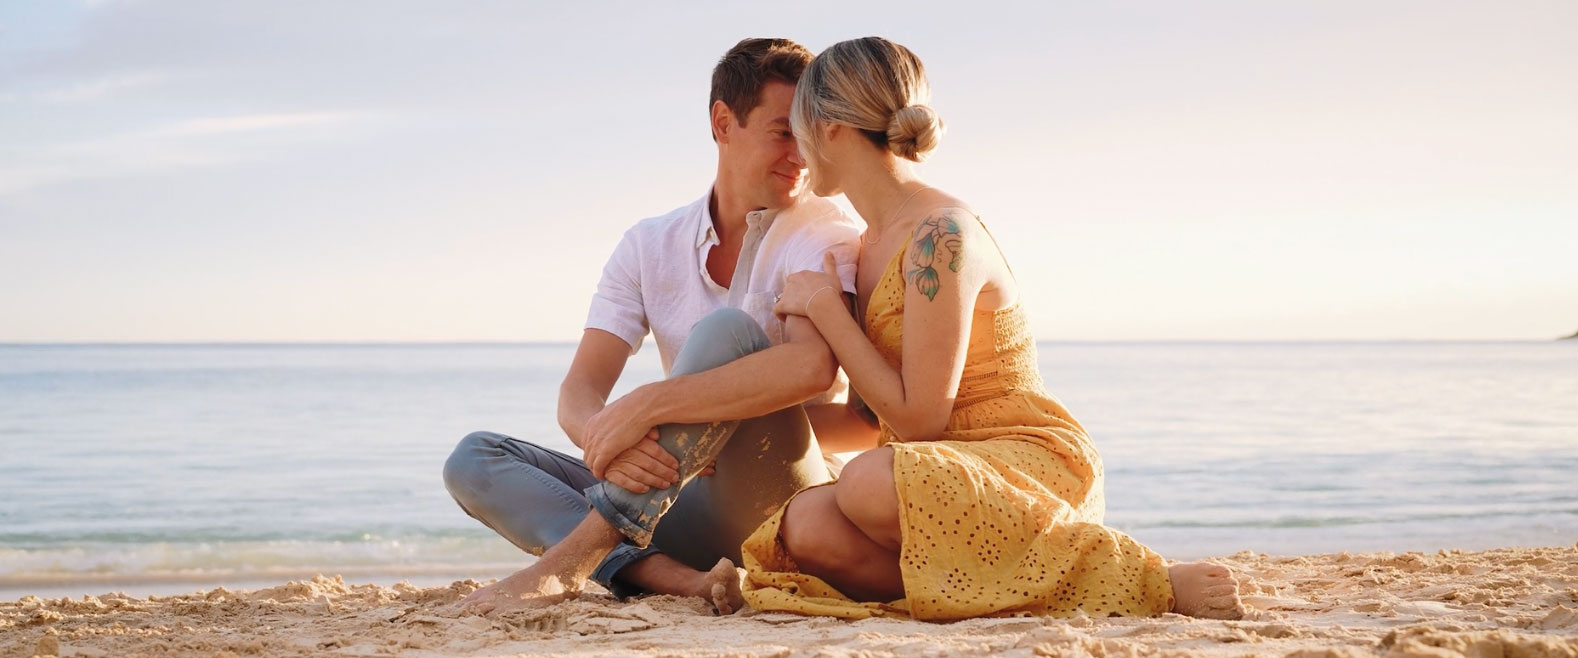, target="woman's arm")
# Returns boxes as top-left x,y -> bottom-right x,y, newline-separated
783,210 -> 984,442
